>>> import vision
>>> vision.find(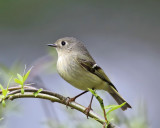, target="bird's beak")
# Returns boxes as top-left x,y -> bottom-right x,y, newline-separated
47,44 -> 57,47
